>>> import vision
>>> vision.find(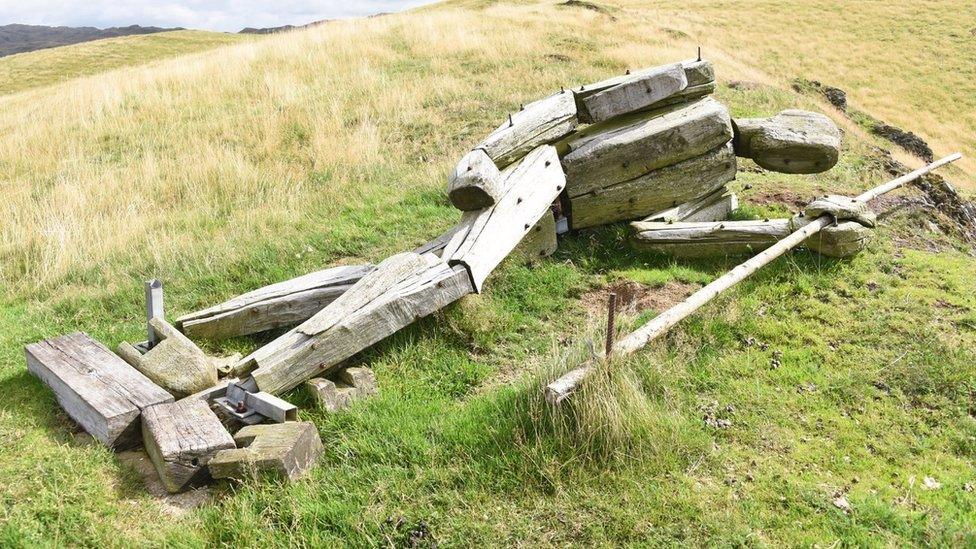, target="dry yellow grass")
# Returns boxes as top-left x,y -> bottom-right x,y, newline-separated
0,3 -> 707,292
0,0 -> 971,295
0,30 -> 249,95
618,0 -> 976,183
